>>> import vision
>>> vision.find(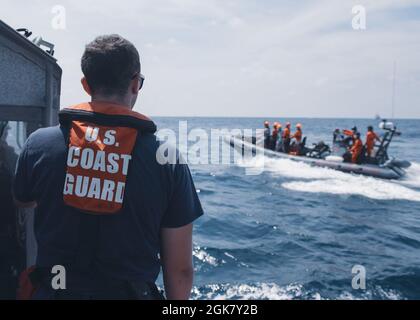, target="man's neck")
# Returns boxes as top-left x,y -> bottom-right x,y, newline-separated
91,95 -> 131,109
